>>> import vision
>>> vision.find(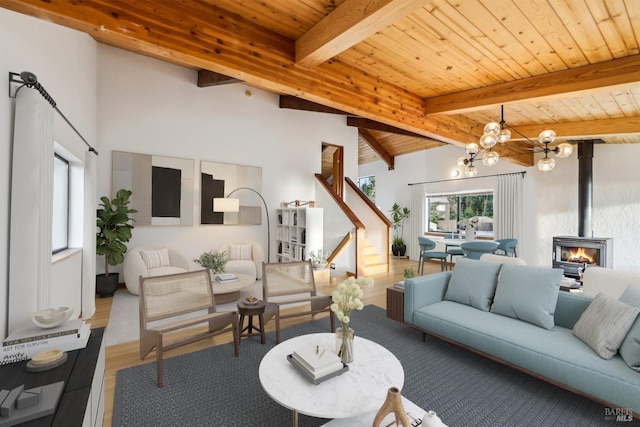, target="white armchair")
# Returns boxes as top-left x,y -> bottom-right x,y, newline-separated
217,240 -> 264,280
123,246 -> 194,295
